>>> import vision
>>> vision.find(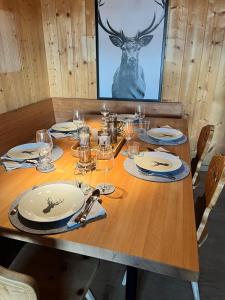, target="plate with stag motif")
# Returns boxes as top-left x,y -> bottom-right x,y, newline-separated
18,183 -> 85,222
